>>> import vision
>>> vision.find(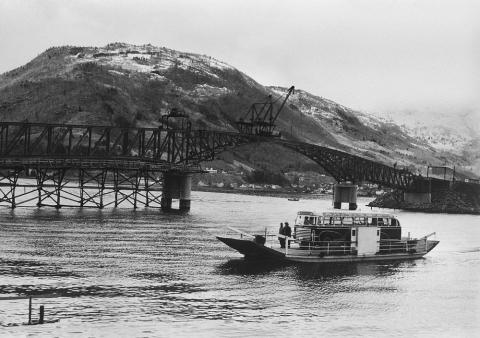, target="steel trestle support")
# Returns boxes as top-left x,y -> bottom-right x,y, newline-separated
0,165 -> 165,209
